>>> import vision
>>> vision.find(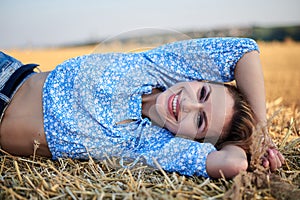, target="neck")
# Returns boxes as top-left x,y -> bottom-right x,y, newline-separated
142,88 -> 161,119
